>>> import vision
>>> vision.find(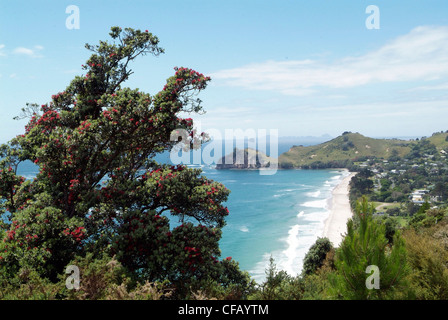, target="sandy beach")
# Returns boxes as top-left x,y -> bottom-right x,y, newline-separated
322,172 -> 357,247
